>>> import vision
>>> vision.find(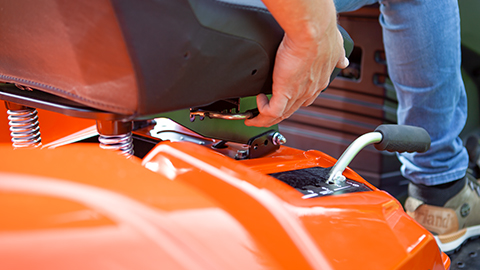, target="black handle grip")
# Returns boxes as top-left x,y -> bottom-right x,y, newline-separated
374,124 -> 431,153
